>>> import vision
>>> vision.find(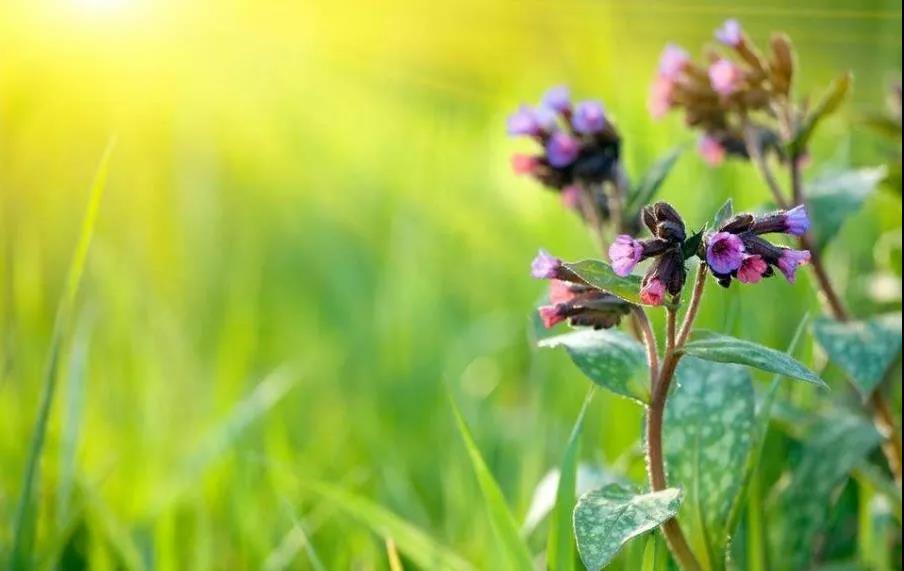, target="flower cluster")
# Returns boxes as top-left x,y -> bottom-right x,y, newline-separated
508,86 -> 623,216
649,19 -> 794,166
608,202 -> 689,306
531,251 -> 632,329
705,204 -> 811,286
